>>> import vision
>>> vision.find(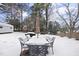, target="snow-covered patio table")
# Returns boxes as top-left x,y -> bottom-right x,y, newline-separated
26,35 -> 49,45
25,35 -> 54,56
